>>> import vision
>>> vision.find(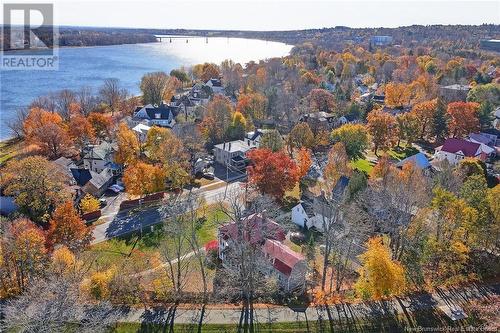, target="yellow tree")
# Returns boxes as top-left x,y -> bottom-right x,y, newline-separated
81,267 -> 116,301
385,82 -> 410,108
115,122 -> 140,165
0,218 -> 48,296
123,162 -> 166,196
236,92 -> 267,122
355,236 -> 405,300
79,194 -> 100,213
